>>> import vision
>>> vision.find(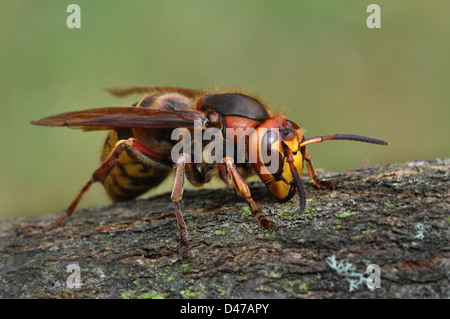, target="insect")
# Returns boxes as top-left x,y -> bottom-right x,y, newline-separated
26,86 -> 388,257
